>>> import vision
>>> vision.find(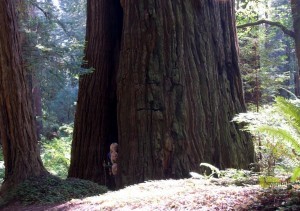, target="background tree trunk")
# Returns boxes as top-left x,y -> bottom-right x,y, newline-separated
116,0 -> 254,186
291,0 -> 300,95
18,0 -> 43,138
68,0 -> 122,185
291,0 -> 300,71
32,80 -> 43,137
0,0 -> 47,193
